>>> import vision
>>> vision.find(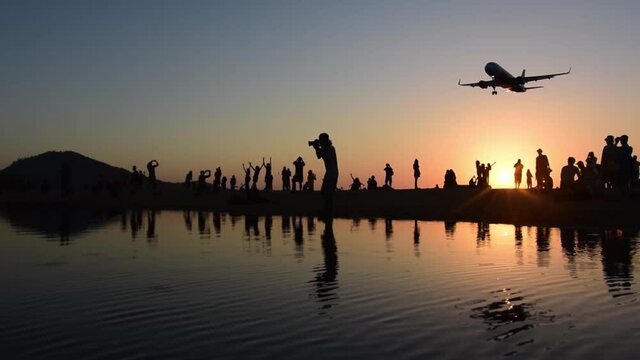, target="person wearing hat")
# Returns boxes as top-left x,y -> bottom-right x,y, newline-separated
535,148 -> 550,189
310,132 -> 339,213
601,135 -> 618,189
